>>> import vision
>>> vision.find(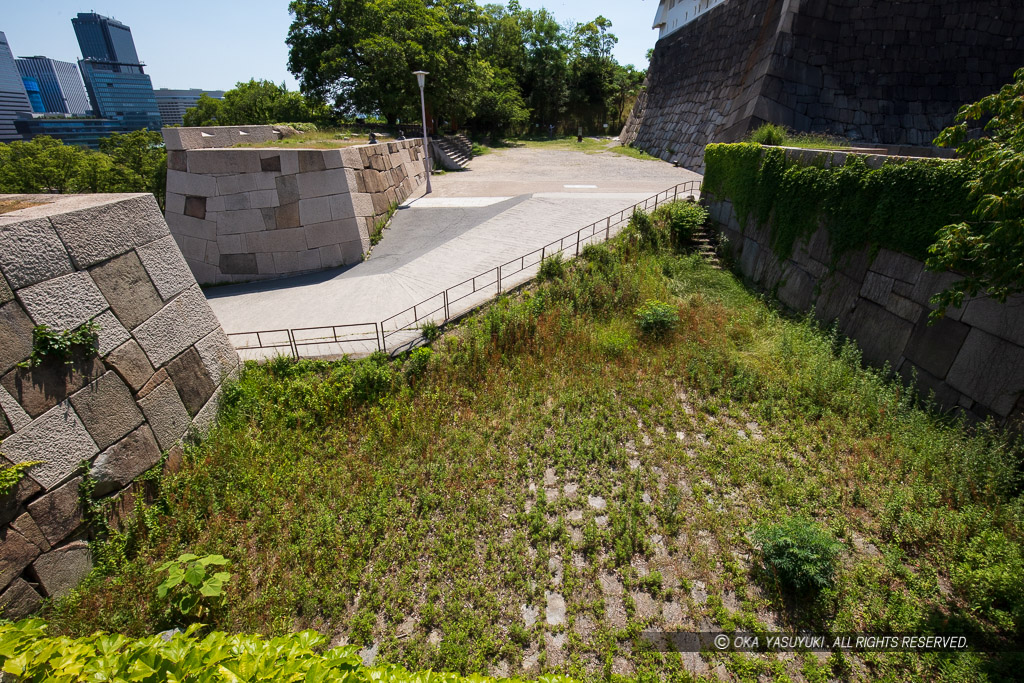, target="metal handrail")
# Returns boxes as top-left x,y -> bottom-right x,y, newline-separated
230,180 -> 702,358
